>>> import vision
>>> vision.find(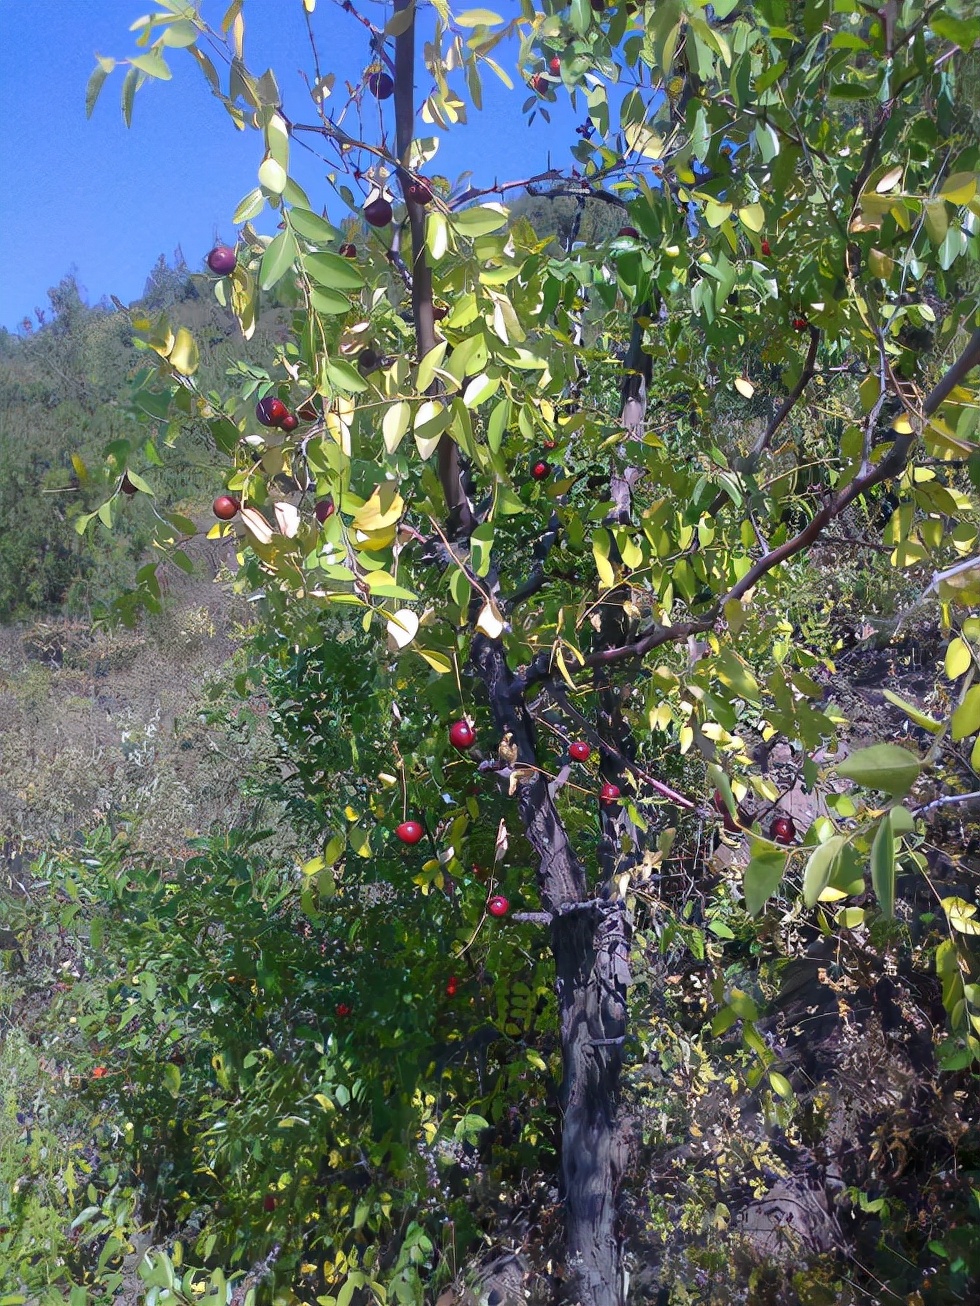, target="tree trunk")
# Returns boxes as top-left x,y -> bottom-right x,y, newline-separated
470,636 -> 629,1306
